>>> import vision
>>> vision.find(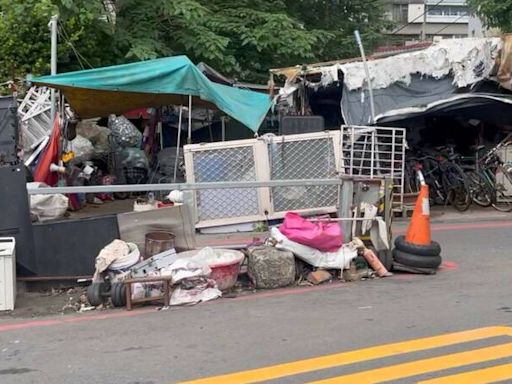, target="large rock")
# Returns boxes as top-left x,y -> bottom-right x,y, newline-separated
248,246 -> 296,289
